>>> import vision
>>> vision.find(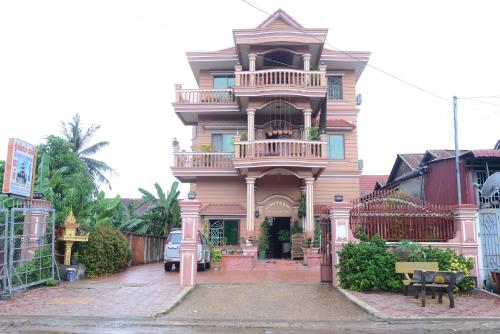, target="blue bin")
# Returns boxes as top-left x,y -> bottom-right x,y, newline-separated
66,268 -> 77,282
